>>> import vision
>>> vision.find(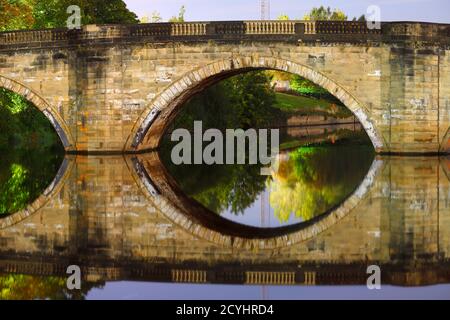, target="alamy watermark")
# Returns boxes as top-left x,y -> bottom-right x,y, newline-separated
170,121 -> 279,175
66,265 -> 81,290
367,265 -> 381,290
67,5 -> 81,29
366,5 -> 381,30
